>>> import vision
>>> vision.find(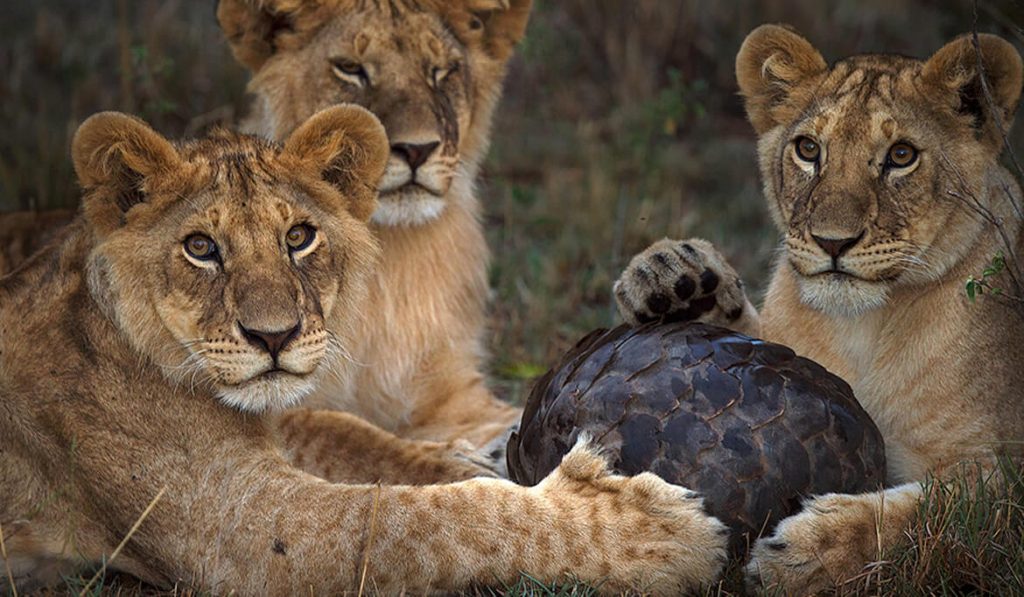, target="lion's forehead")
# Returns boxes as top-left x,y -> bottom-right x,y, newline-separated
154,157 -> 311,243
188,187 -> 301,235
324,3 -> 457,58
796,58 -> 935,148
178,130 -> 280,162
